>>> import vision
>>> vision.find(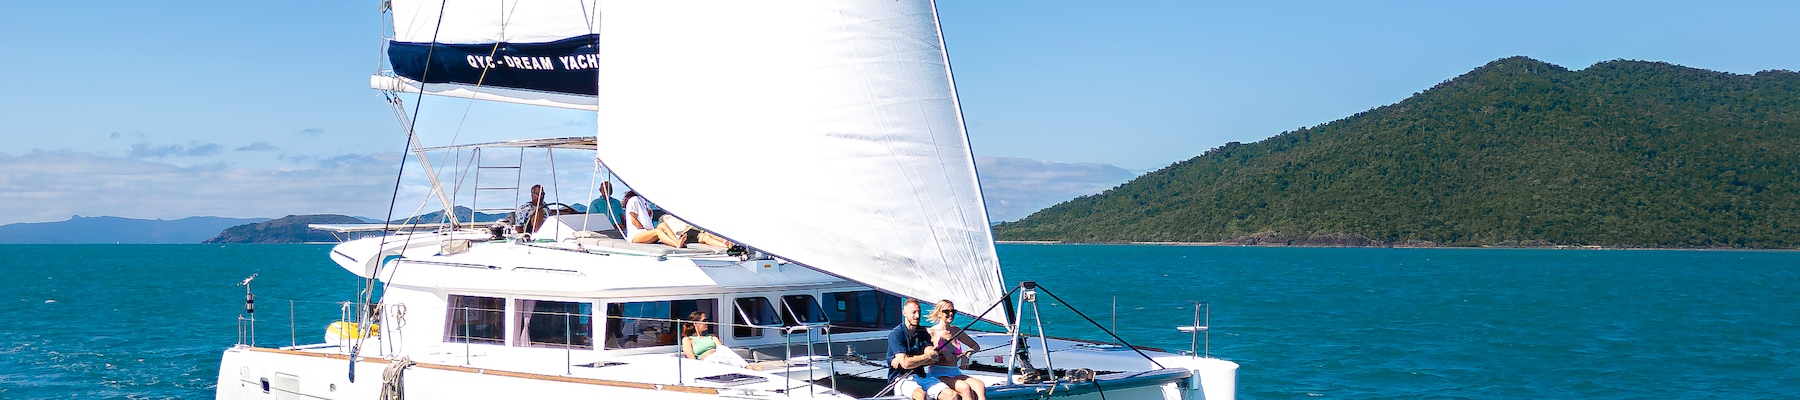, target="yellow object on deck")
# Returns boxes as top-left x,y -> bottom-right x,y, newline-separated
327,321 -> 380,338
